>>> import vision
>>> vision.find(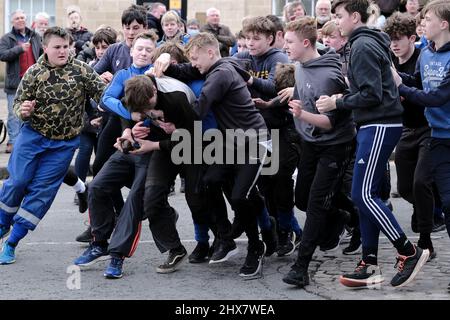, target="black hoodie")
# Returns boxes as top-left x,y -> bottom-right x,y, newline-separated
165,58 -> 267,134
335,27 -> 403,126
